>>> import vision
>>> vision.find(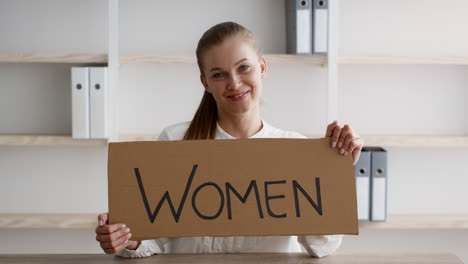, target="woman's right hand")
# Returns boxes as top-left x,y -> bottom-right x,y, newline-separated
95,213 -> 140,254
